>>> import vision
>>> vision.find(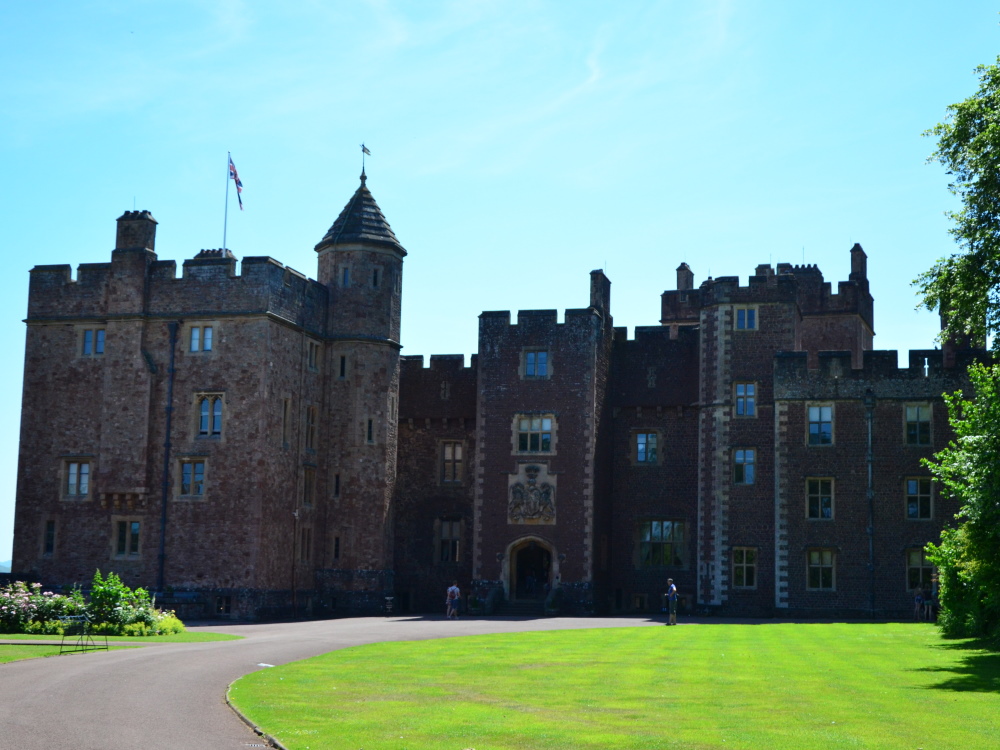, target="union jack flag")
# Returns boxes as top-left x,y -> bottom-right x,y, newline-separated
229,155 -> 243,210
